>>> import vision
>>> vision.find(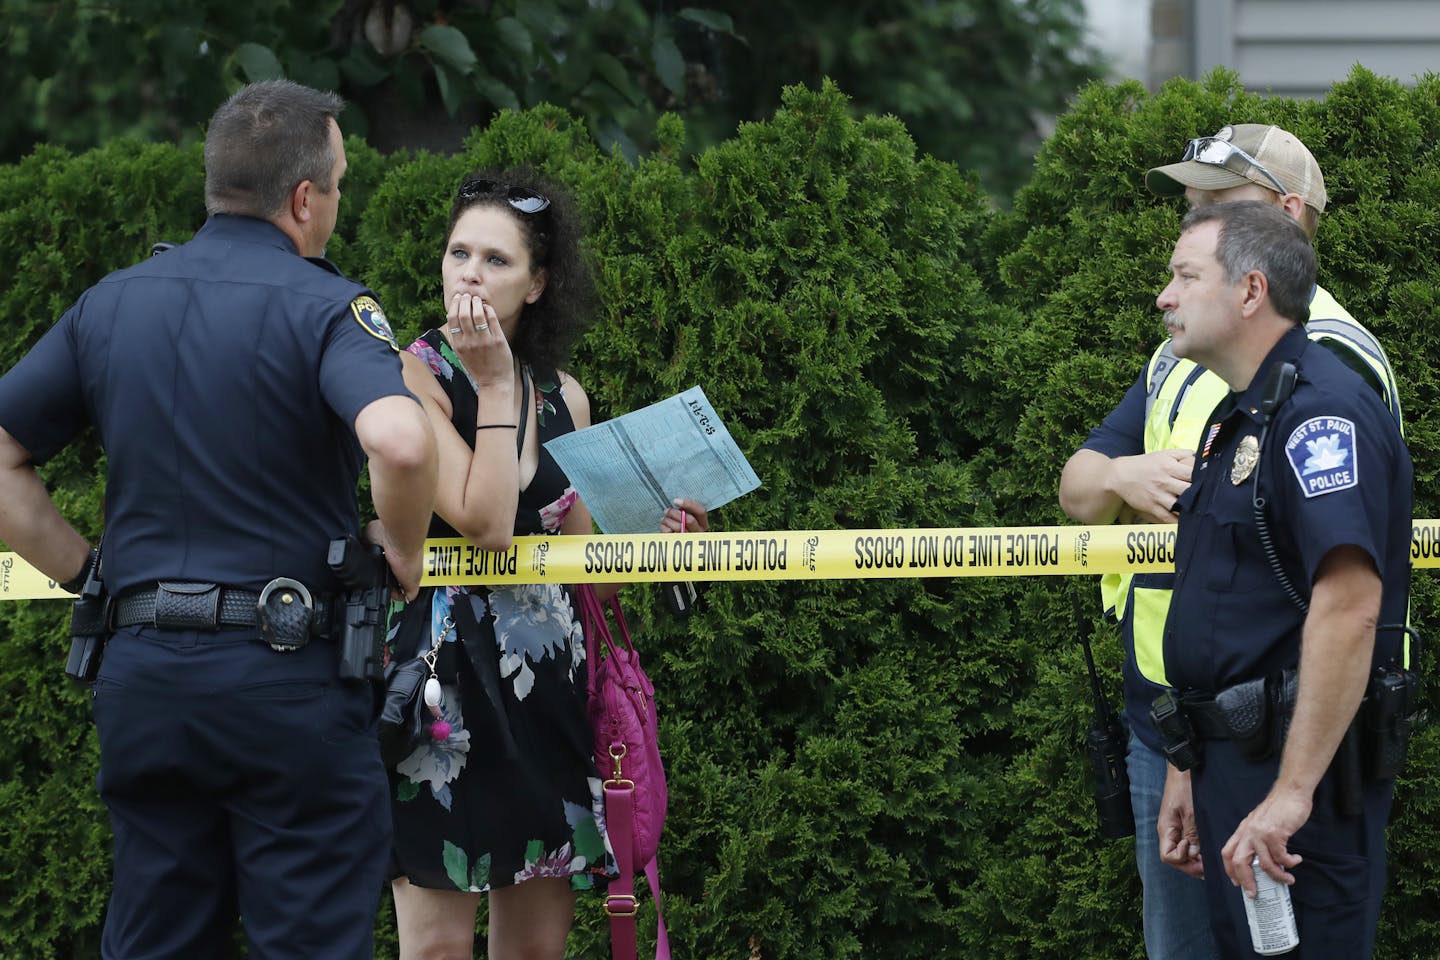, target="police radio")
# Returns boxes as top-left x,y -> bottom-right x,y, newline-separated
1075,594 -> 1135,839
1252,361 -> 1307,611
1363,624 -> 1423,781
